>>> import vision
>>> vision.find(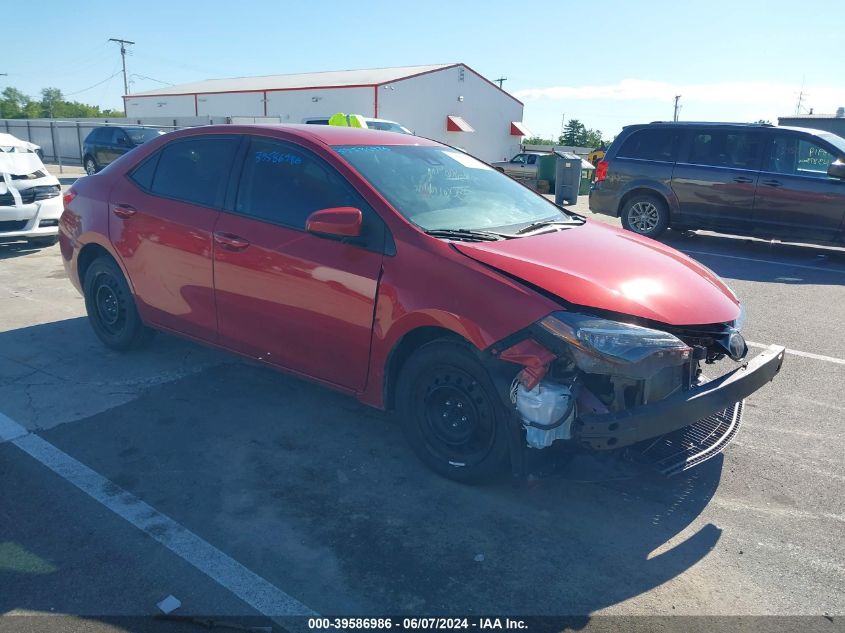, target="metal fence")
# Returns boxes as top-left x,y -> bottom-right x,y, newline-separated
0,115 -> 272,172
